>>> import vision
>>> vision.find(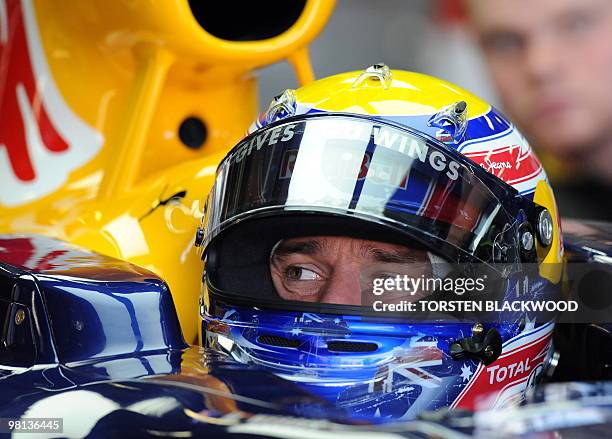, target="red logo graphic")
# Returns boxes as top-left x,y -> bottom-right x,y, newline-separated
0,0 -> 102,206
464,144 -> 543,186
0,0 -> 67,182
279,149 -> 297,179
0,236 -> 67,271
279,149 -> 410,189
